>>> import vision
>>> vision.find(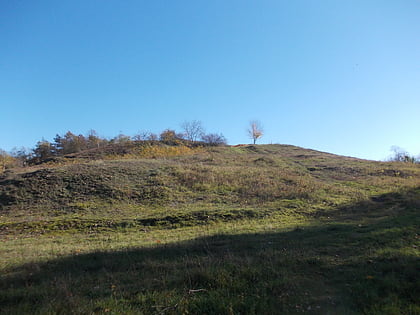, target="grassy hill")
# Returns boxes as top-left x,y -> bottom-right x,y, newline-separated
0,144 -> 419,314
